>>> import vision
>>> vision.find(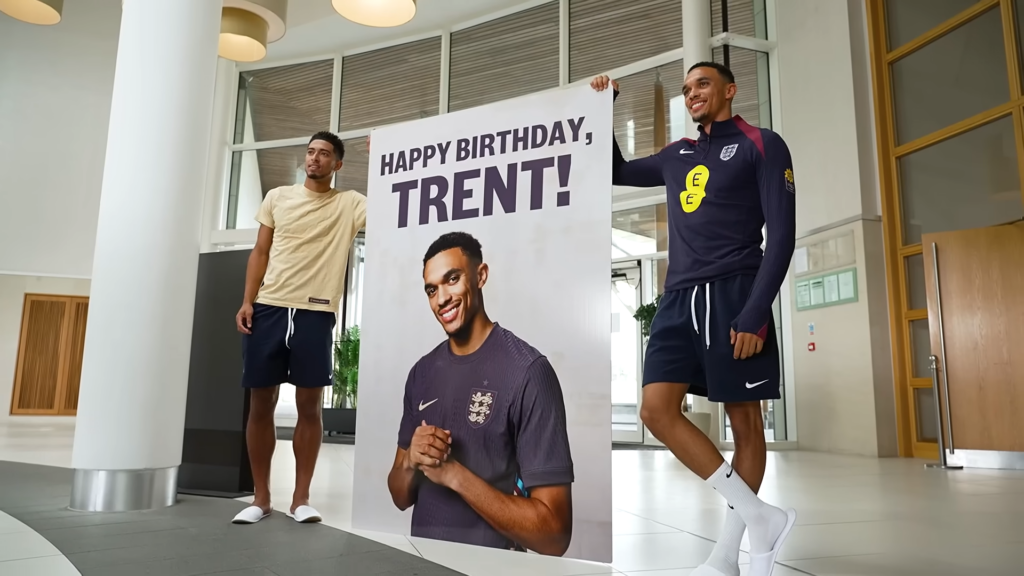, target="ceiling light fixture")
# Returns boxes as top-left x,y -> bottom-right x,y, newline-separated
219,0 -> 288,63
0,0 -> 63,25
332,0 -> 417,28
